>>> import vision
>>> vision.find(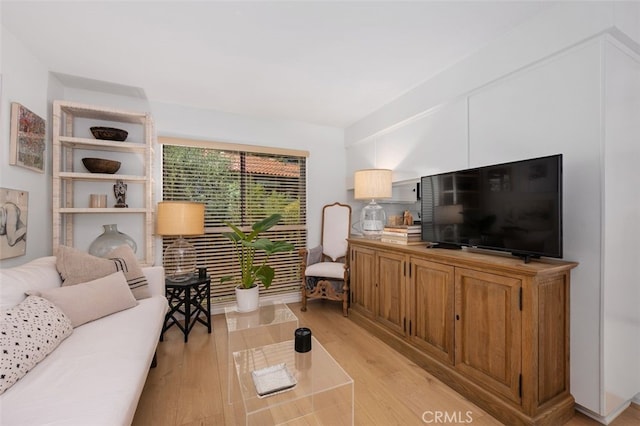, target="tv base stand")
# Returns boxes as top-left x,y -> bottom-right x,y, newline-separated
512,252 -> 542,264
431,242 -> 462,250
348,237 -> 578,426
